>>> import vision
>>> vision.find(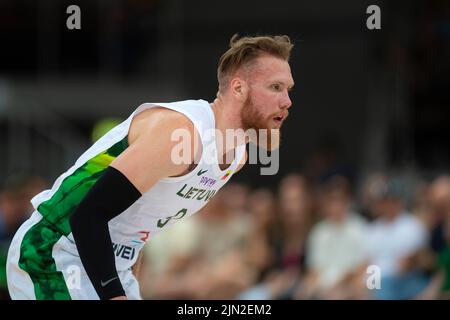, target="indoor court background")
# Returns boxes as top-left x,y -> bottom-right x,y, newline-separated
1,0 -> 450,300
